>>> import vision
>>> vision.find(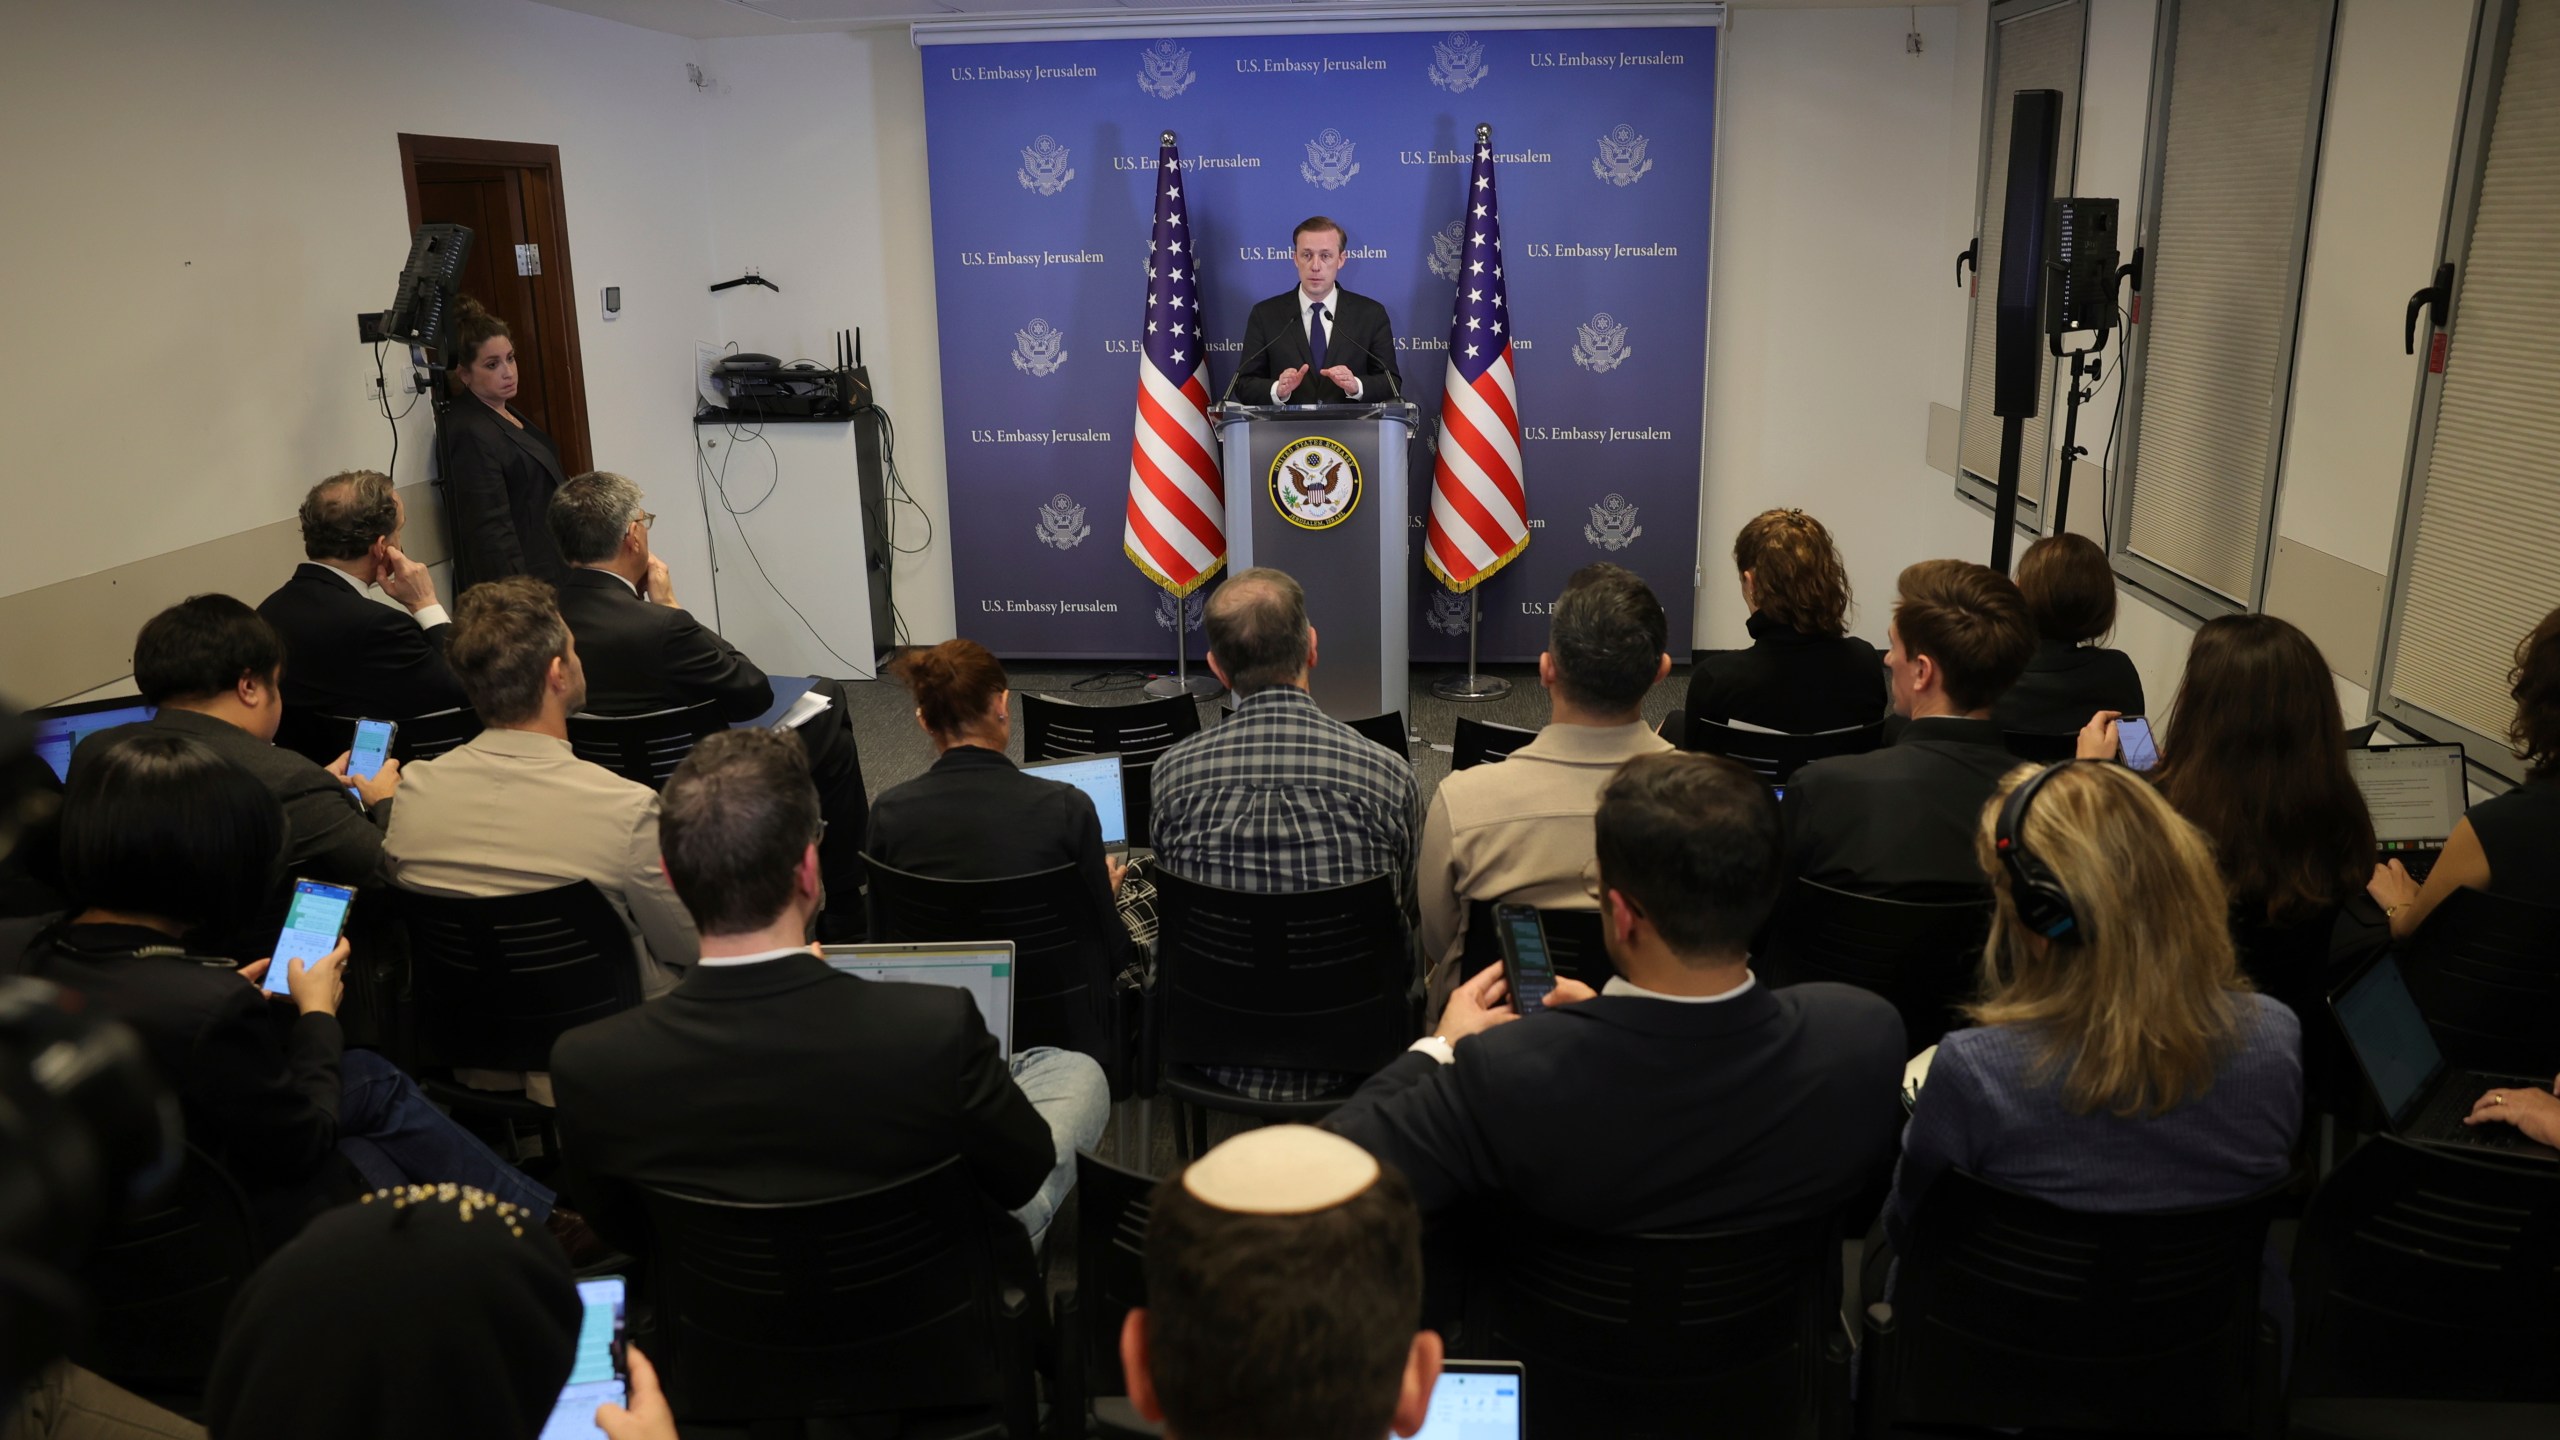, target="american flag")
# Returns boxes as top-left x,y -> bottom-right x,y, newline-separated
1425,131 -> 1528,593
1122,133 -> 1225,597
